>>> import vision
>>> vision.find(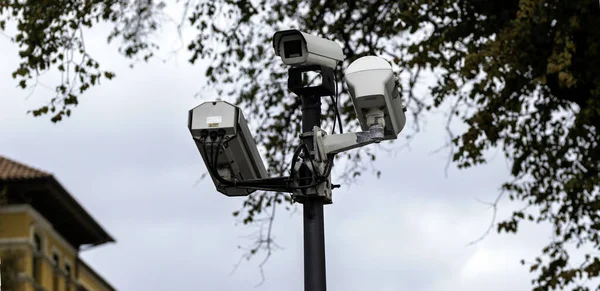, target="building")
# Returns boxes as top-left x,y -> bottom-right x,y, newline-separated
0,156 -> 117,291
